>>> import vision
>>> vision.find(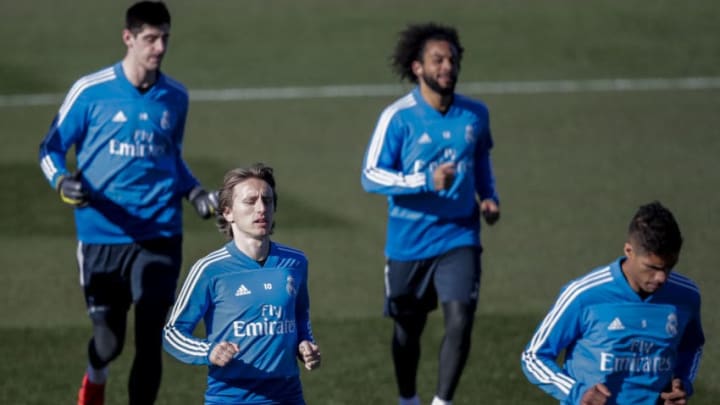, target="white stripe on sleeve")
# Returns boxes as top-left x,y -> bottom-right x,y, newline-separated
522,267 -> 613,394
